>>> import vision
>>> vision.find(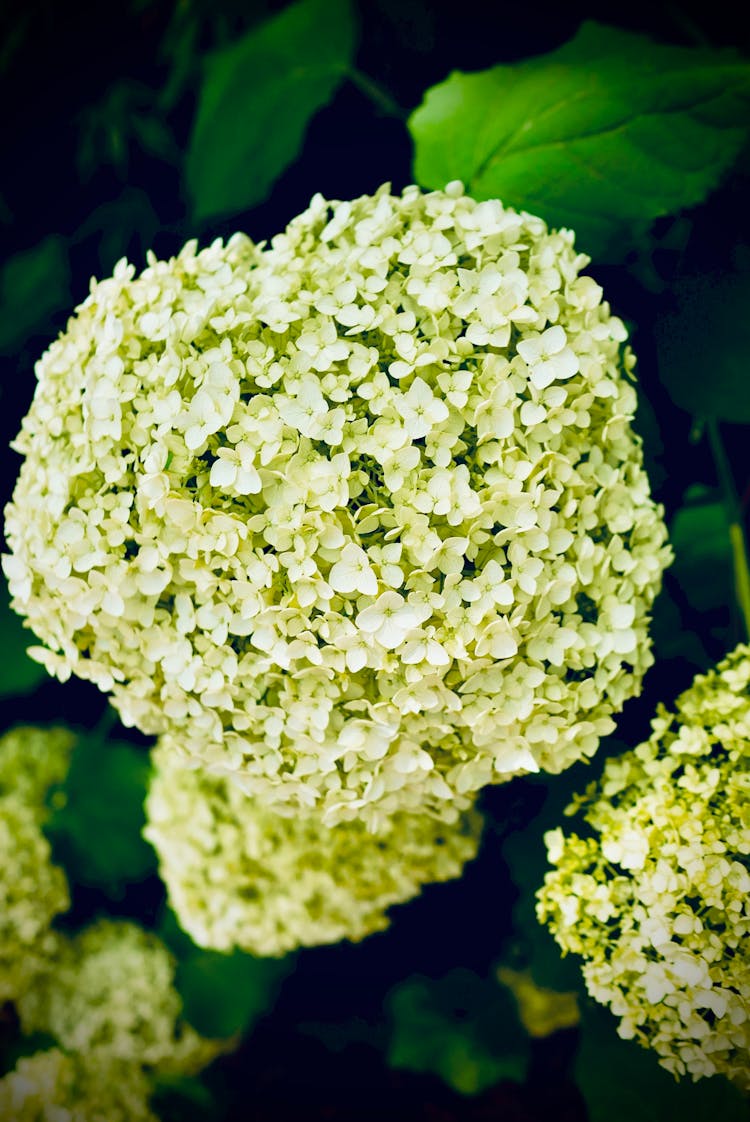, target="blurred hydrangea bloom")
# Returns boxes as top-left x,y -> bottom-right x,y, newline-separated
5,183 -> 669,827
0,726 -> 73,1003
537,644 -> 750,1088
18,918 -> 222,1075
0,794 -> 68,1003
145,746 -> 481,955
0,724 -> 74,809
0,1048 -> 157,1122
